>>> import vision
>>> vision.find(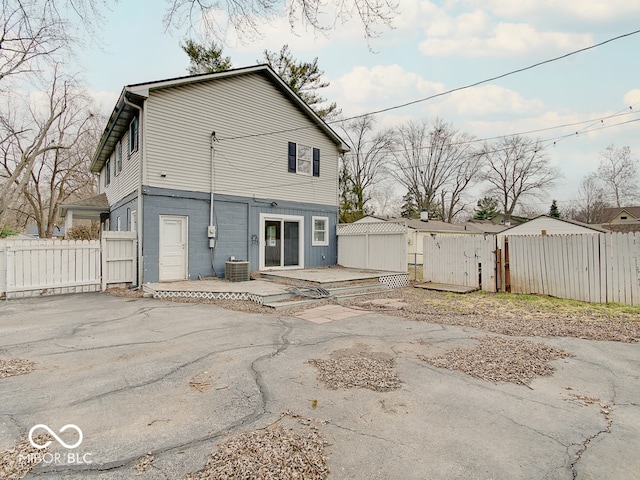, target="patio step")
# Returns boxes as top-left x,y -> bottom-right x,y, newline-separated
263,285 -> 396,310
